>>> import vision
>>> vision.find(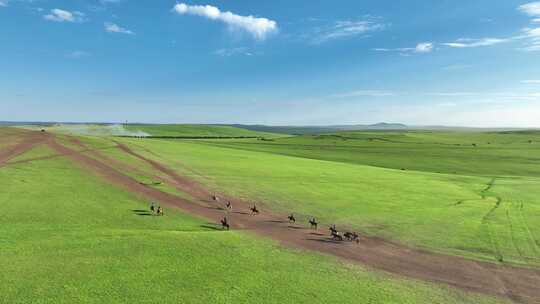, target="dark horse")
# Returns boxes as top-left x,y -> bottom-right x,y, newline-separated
288,214 -> 296,223
309,218 -> 318,229
329,224 -> 337,235
344,232 -> 359,243
250,205 -> 259,215
331,230 -> 343,241
221,217 -> 230,230
226,201 -> 232,210
150,202 -> 156,214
